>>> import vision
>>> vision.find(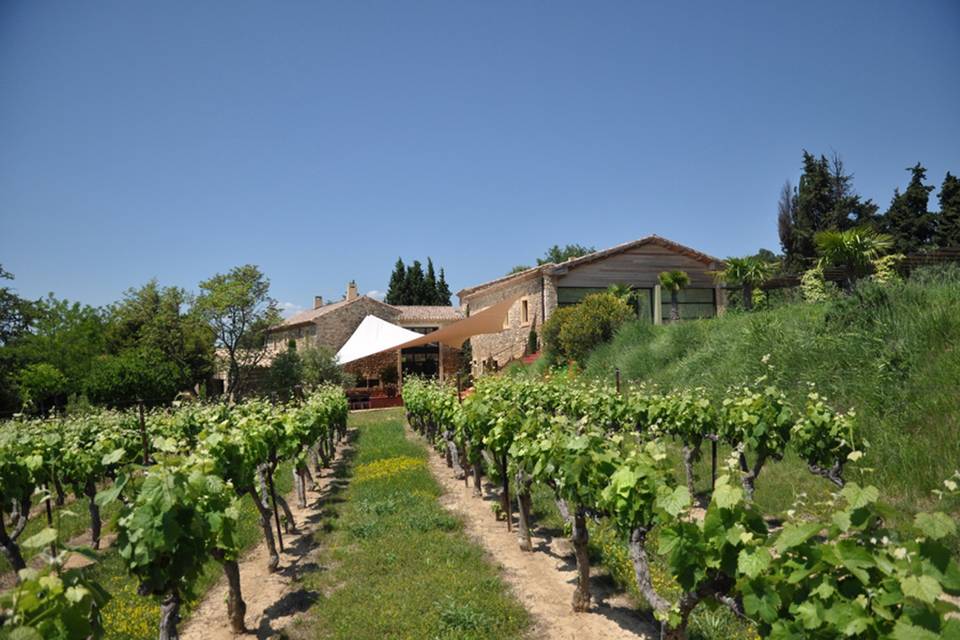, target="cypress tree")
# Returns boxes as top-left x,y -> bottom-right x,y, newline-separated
404,260 -> 429,304
425,258 -> 439,305
935,172 -> 960,248
881,163 -> 935,253
384,258 -> 406,305
436,268 -> 452,305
